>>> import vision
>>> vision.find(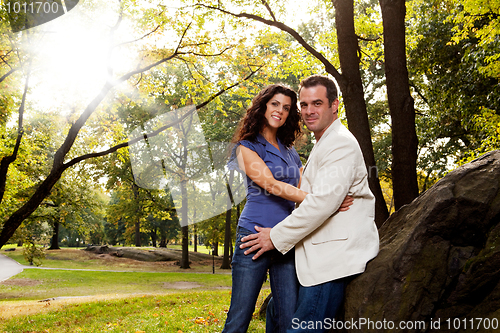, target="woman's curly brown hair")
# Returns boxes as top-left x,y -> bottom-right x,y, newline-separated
234,84 -> 302,148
